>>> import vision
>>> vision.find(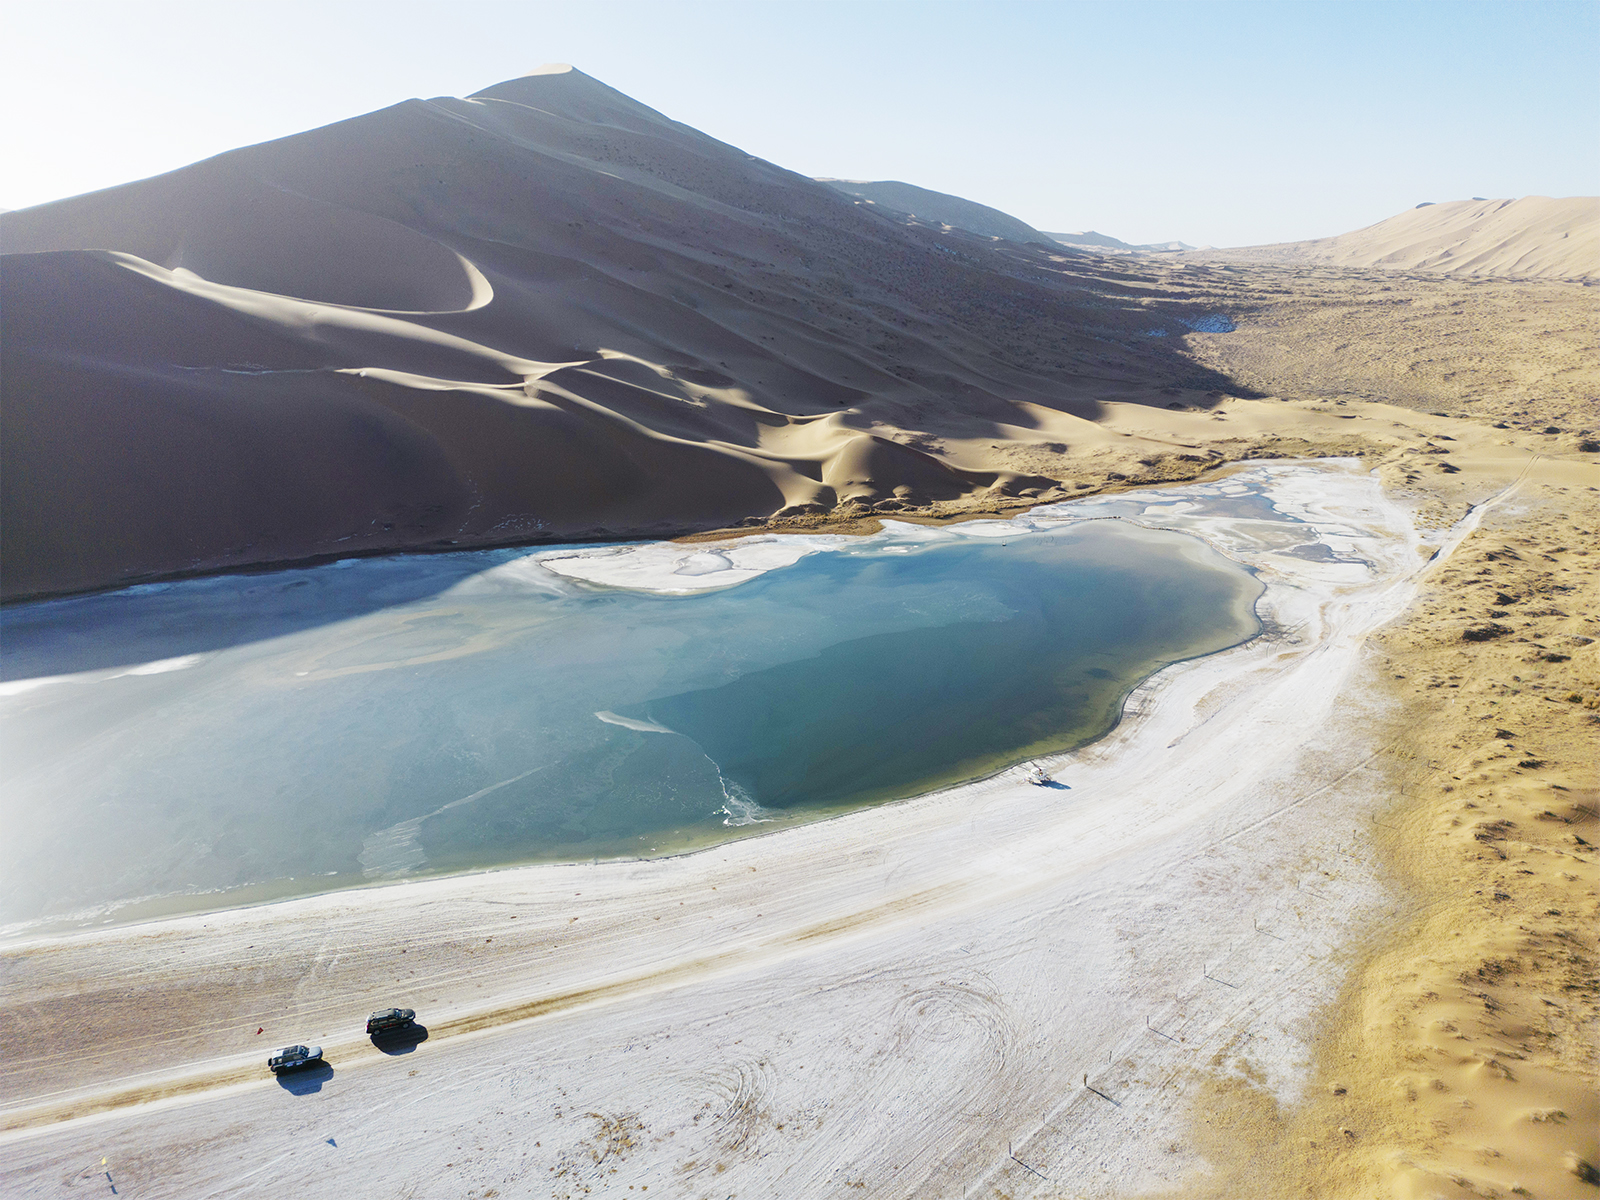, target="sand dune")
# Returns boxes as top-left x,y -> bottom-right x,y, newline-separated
1045,229 -> 1195,253
817,178 -> 1050,243
1201,195 -> 1599,278
2,65 -> 1242,601
8,68 -> 1585,603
